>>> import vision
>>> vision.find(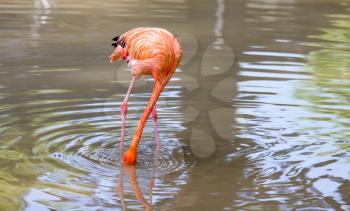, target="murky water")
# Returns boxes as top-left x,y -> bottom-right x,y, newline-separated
1,0 -> 350,210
